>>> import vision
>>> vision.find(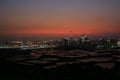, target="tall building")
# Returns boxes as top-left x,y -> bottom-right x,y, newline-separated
62,38 -> 70,46
118,40 -> 120,46
81,34 -> 89,42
